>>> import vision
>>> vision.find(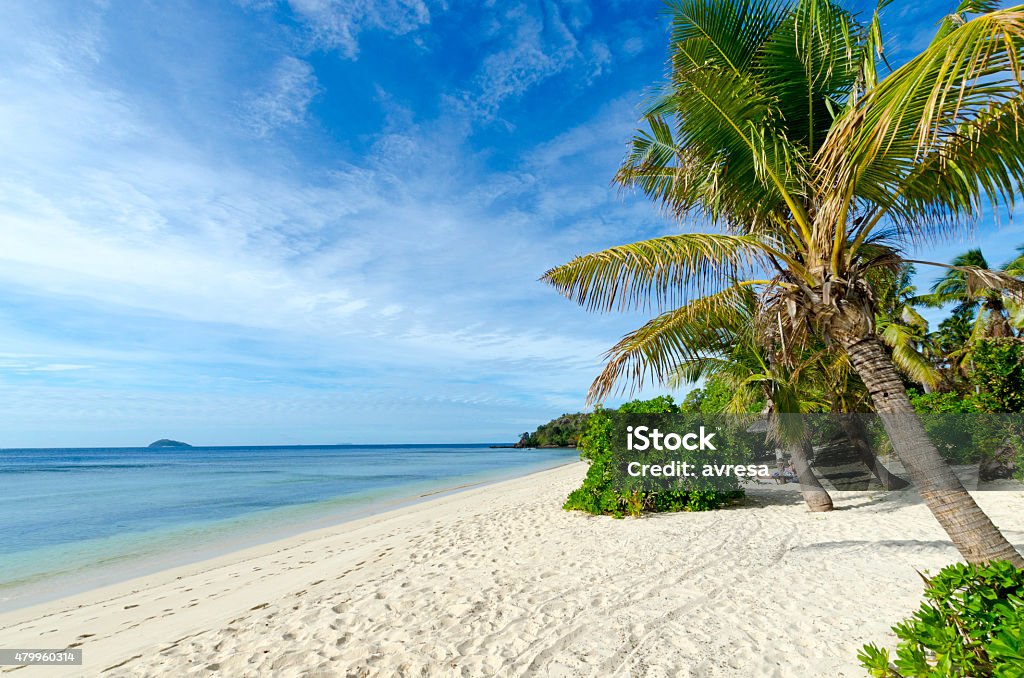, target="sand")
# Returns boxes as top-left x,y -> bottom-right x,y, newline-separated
1,462 -> 1022,677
